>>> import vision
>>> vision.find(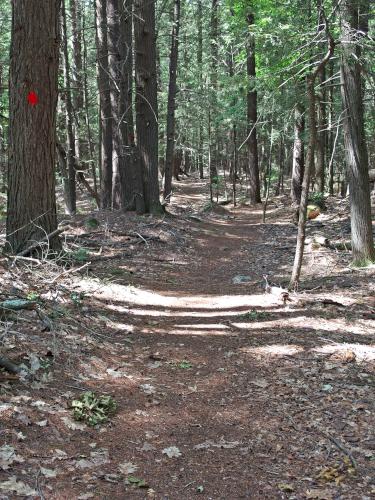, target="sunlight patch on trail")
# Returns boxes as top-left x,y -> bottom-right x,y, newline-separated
83,279 -> 273,310
312,343 -> 375,361
241,344 -> 303,357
